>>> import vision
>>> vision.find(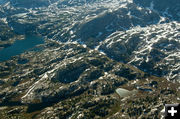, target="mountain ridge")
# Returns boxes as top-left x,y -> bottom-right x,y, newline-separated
0,0 -> 179,118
